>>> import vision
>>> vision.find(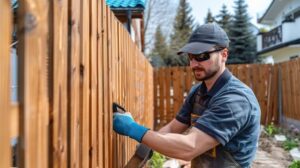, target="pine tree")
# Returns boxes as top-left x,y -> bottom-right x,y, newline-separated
216,4 -> 231,34
168,0 -> 194,66
149,25 -> 168,67
228,0 -> 257,64
205,9 -> 215,23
